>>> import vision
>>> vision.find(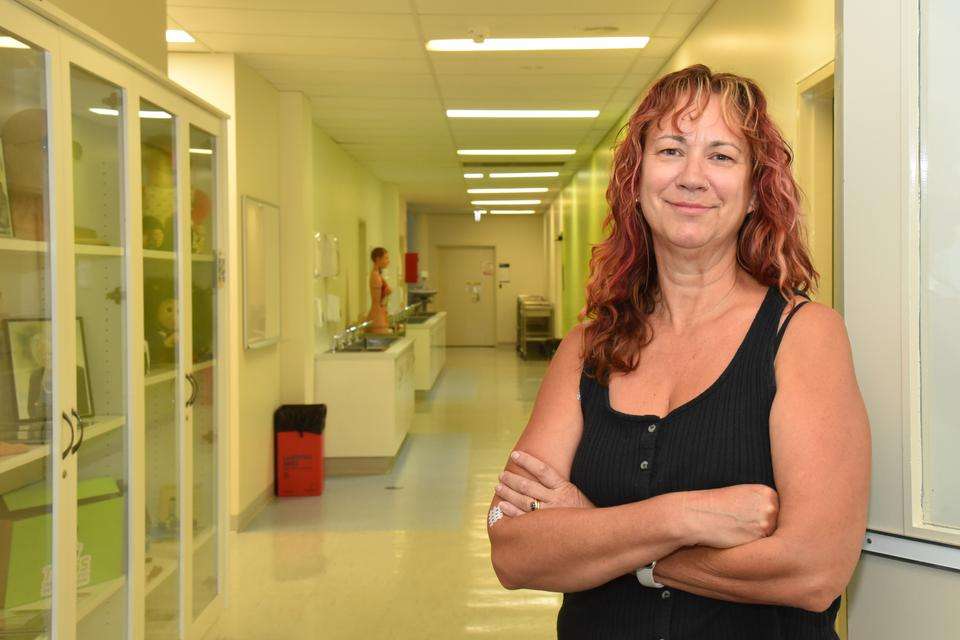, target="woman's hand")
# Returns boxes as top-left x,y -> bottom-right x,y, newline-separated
494,450 -> 594,517
679,484 -> 780,548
